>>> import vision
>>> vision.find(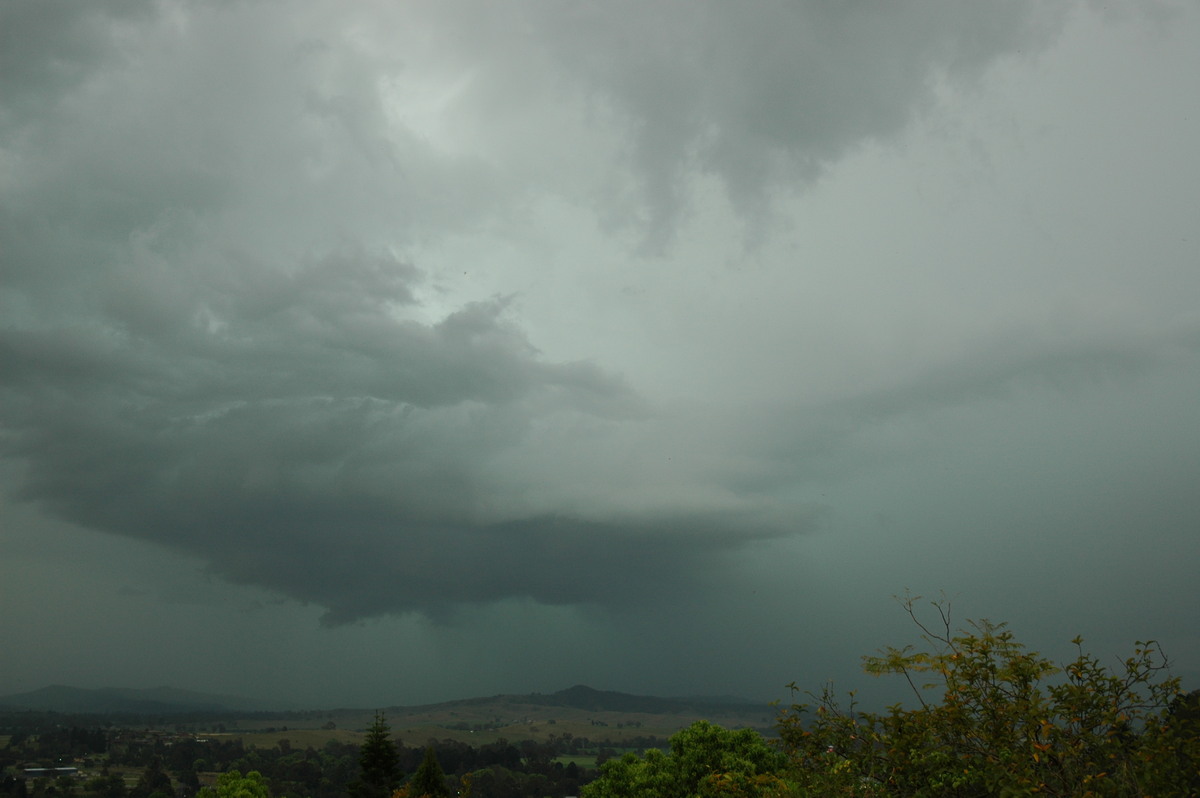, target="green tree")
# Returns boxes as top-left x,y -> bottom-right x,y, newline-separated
196,770 -> 269,798
403,747 -> 450,798
776,595 -> 1200,796
582,720 -> 788,798
350,712 -> 401,798
129,760 -> 172,798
